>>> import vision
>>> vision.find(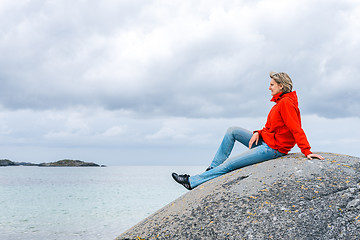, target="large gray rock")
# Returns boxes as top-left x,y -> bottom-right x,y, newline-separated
117,153 -> 360,239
